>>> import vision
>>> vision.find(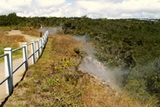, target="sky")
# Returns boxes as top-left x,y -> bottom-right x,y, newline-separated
0,0 -> 160,19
